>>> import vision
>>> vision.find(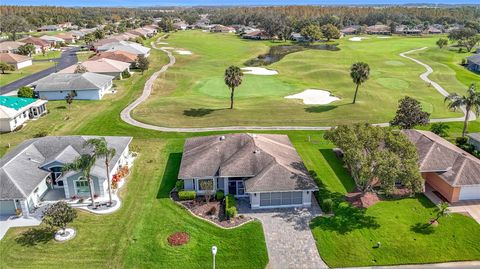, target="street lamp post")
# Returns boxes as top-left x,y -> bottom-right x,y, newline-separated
211,246 -> 217,269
